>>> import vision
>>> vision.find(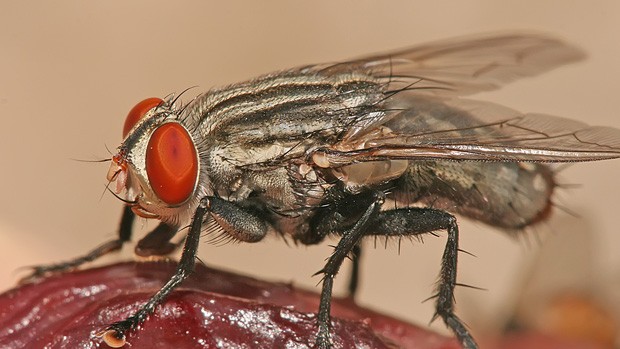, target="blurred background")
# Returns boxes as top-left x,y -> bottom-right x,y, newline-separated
1,1 -> 619,345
